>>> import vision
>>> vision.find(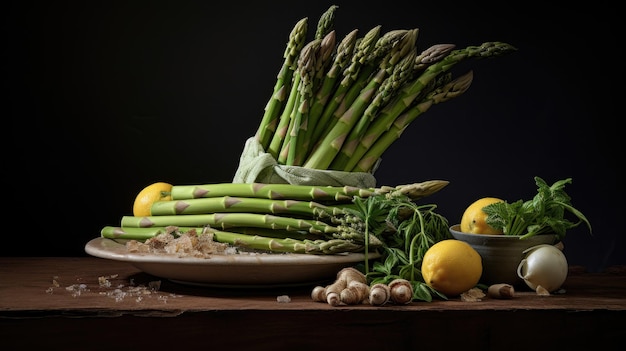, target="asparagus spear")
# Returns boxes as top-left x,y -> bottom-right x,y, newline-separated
315,5 -> 339,40
311,28 -> 418,151
255,17 -> 308,150
170,180 -> 449,201
378,42 -> 516,129
289,31 -> 337,165
149,196 -> 351,218
225,225 -> 384,248
305,29 -> 359,144
330,46 -> 418,170
267,72 -> 301,159
120,212 -> 352,237
219,226 -> 323,240
347,42 -> 516,171
317,28 -> 405,132
101,225 -> 324,241
313,31 -> 338,89
268,5 -> 339,162
308,25 -> 381,147
281,38 -> 321,165
332,29 -> 418,121
345,74 -> 453,172
100,226 -> 178,241
411,43 -> 457,75
303,29 -> 418,170
211,230 -> 371,254
101,226 -> 378,254
352,71 -> 475,172
117,212 -> 383,248
377,180 -> 450,199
